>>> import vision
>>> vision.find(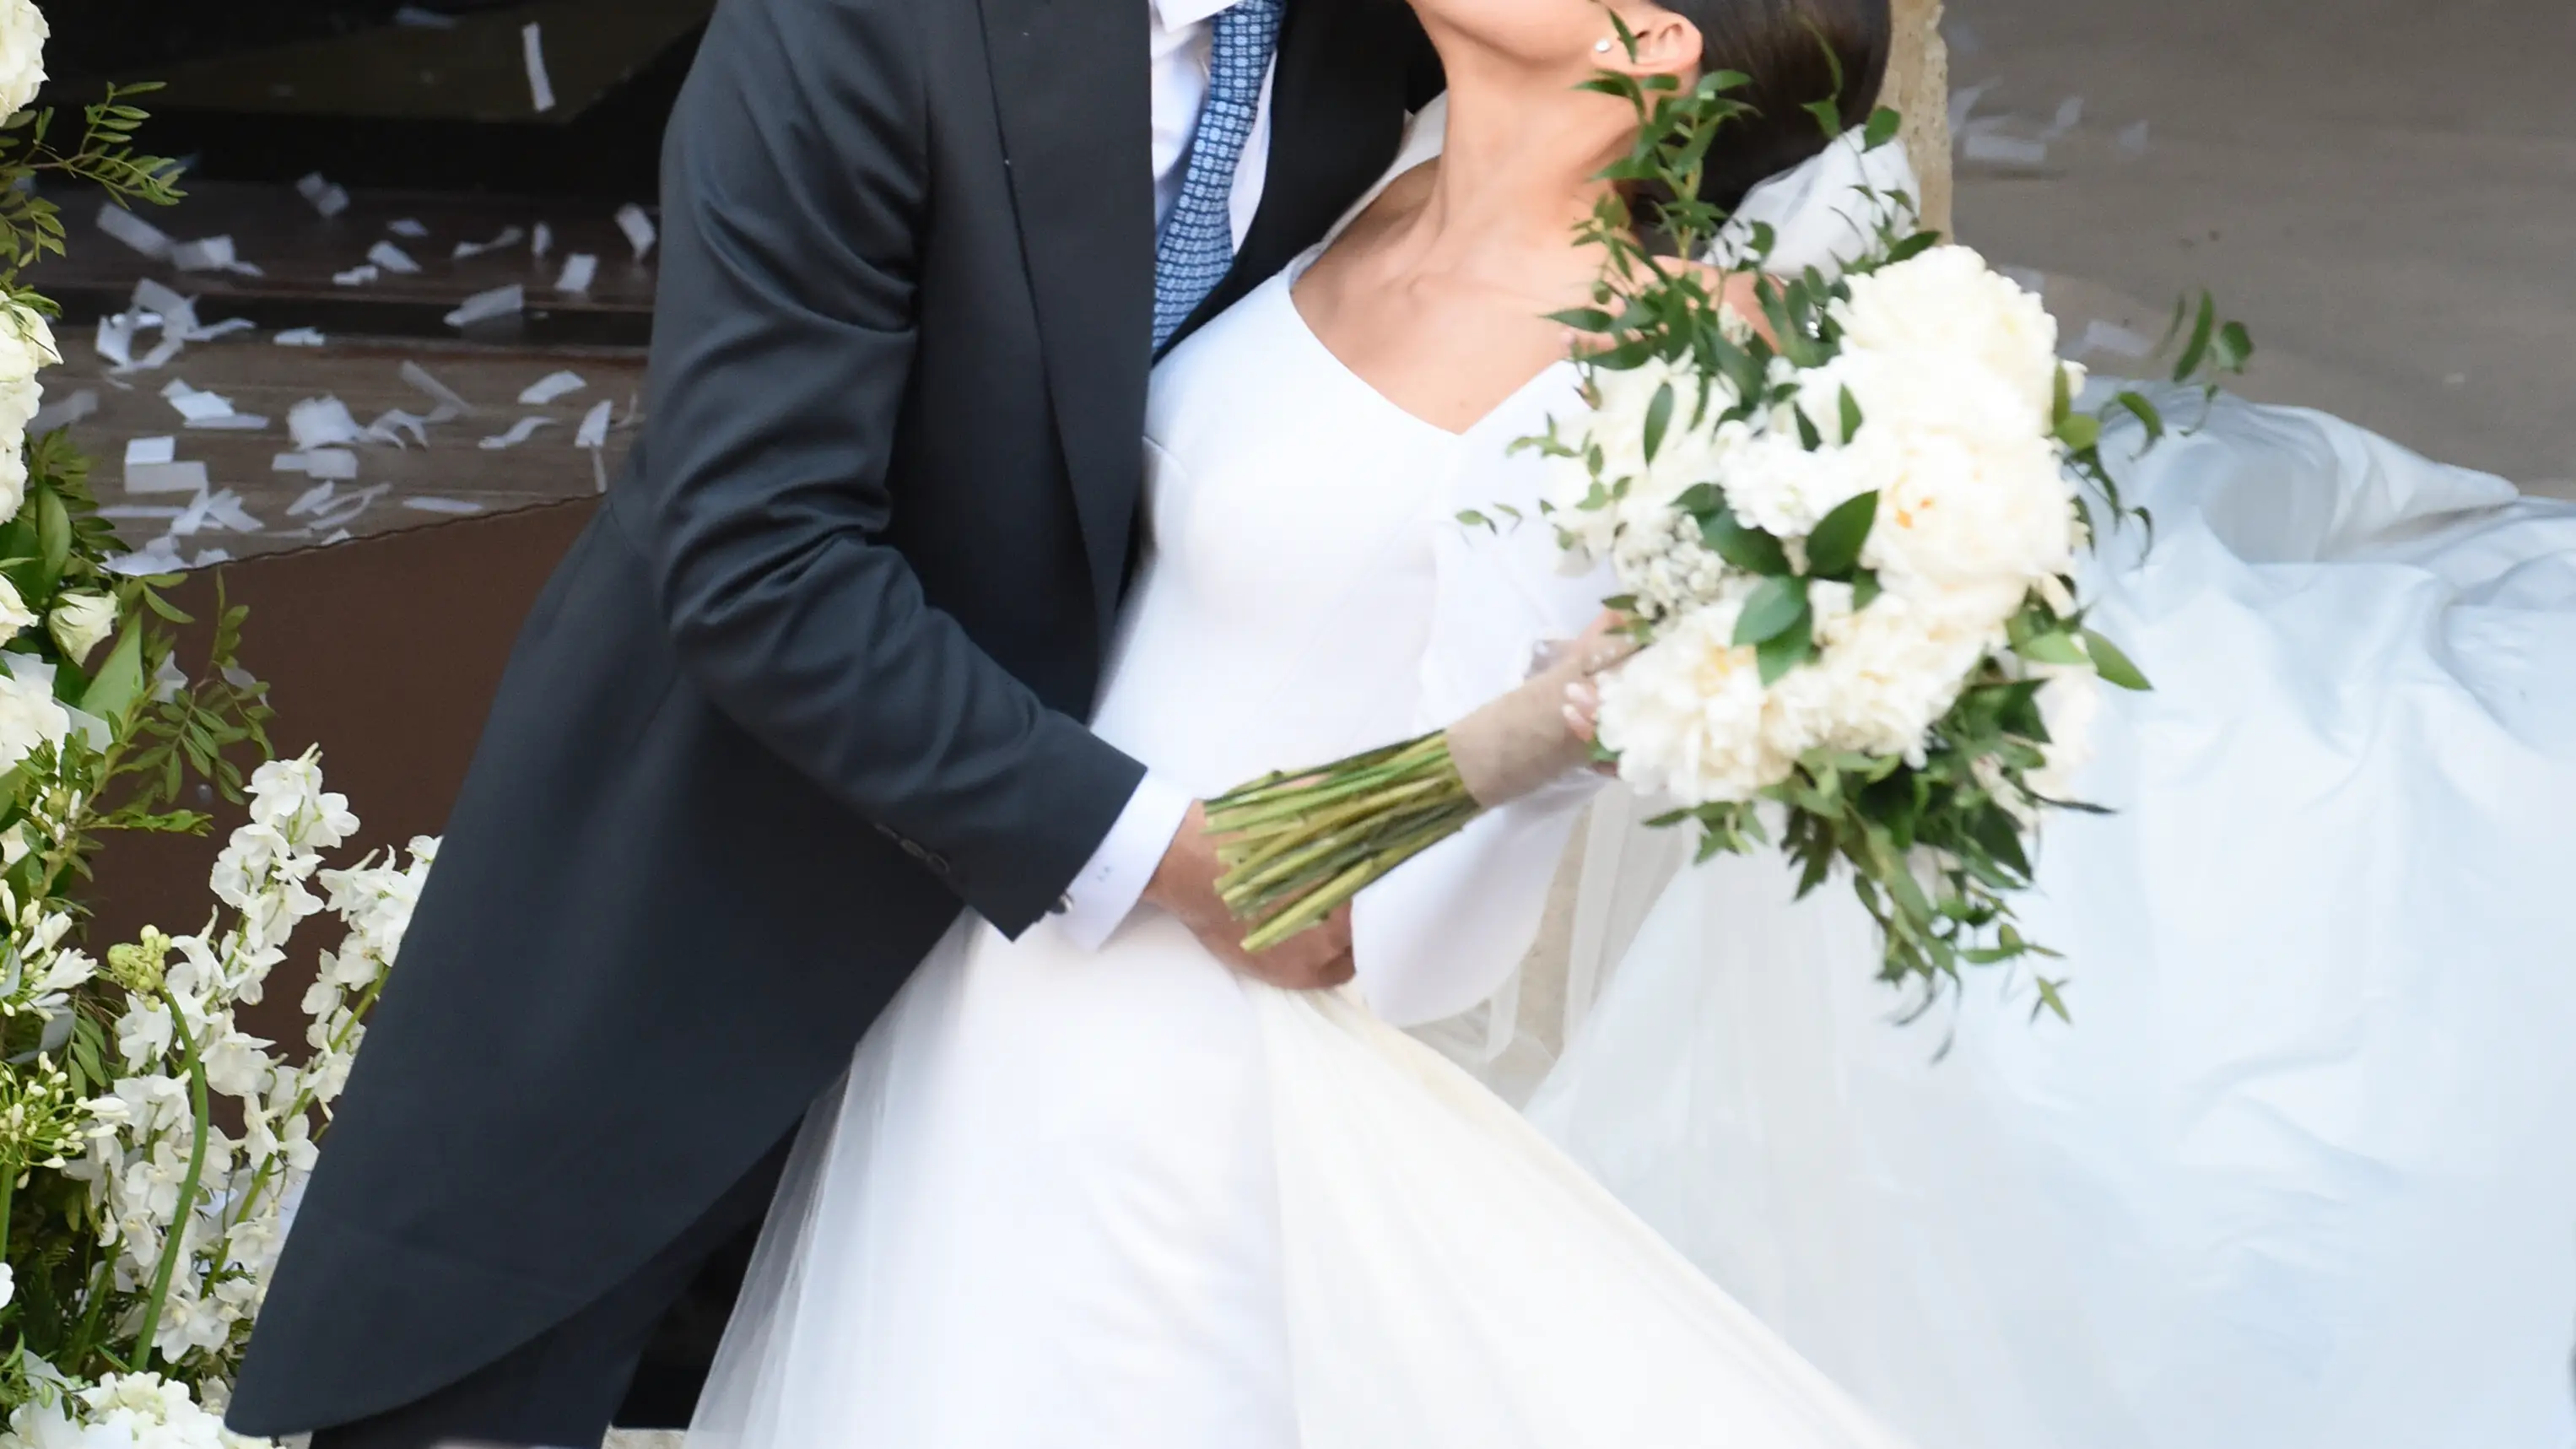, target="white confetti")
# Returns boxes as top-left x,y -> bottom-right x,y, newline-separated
2119,121 -> 2152,155
95,315 -> 139,370
367,241 -> 422,274
2076,319 -> 2155,360
404,496 -> 487,516
519,370 -> 587,406
616,204 -> 657,261
479,417 -> 557,450
278,450 -> 360,483
125,461 -> 209,497
96,204 -> 174,259
274,327 -> 328,347
387,219 -> 430,239
127,437 -> 177,468
321,529 -> 354,546
401,361 -> 475,418
289,396 -> 367,451
1963,133 -> 2049,167
202,490 -> 267,533
523,23 -> 558,114
365,408 -> 432,447
29,389 -> 99,434
333,264 -> 382,287
162,379 -> 239,424
575,398 -> 614,450
186,414 -> 270,432
2043,96 -> 2086,140
170,235 -> 240,273
99,505 -> 184,522
1947,82 -> 1995,137
532,222 -> 554,260
446,284 -> 525,329
308,484 -> 389,533
296,172 -> 351,219
555,253 -> 599,295
393,4 -> 458,28
287,479 -> 338,516
452,225 -> 527,261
